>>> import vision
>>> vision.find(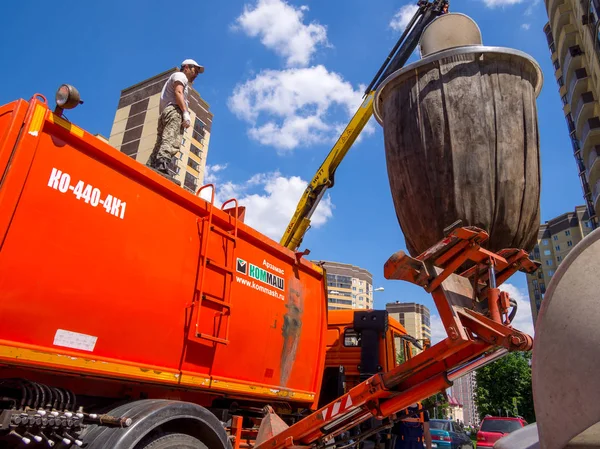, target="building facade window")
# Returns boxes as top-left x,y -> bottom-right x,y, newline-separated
190,144 -> 202,158
544,250 -> 551,256
184,172 -> 197,191
553,235 -> 558,241
542,239 -> 549,245
565,230 -> 571,236
548,270 -> 555,276
567,240 -> 573,246
555,245 -> 560,251
193,118 -> 206,143
187,157 -> 200,171
546,260 -> 553,266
